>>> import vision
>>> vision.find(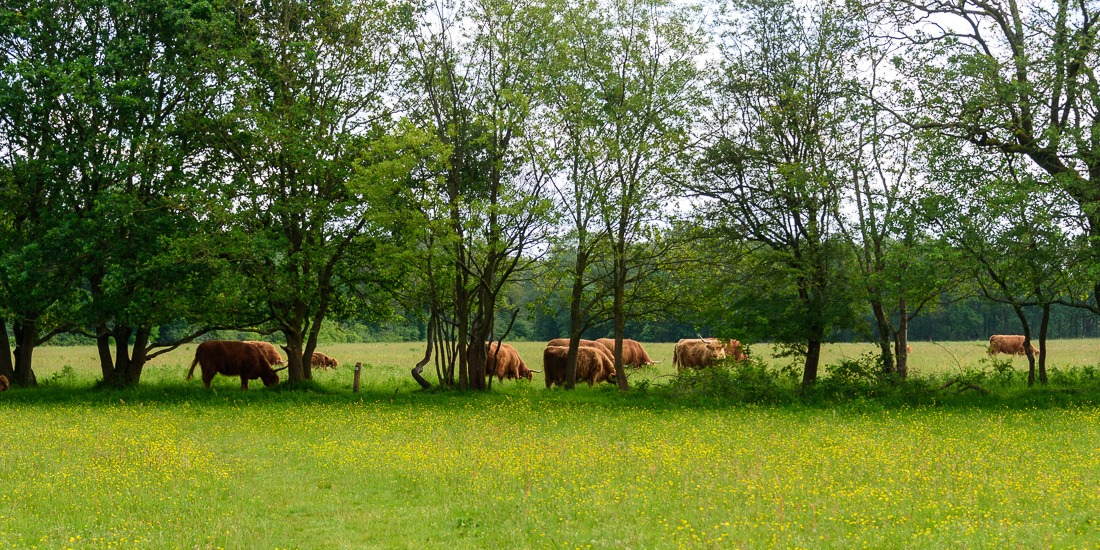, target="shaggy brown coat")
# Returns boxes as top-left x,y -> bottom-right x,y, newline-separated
311,351 -> 339,369
542,345 -> 615,388
188,340 -> 280,390
245,341 -> 285,365
546,338 -> 615,365
673,338 -> 728,370
987,335 -> 1038,356
596,338 -> 655,367
481,342 -> 534,381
